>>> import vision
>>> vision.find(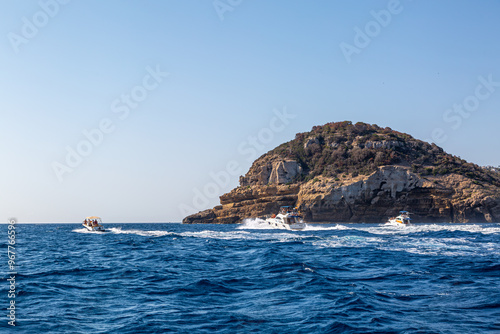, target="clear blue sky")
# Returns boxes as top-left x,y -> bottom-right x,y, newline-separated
2,0 -> 500,222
